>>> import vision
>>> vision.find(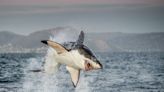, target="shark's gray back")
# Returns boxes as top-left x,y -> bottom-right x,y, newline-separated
62,42 -> 76,50
62,42 -> 95,56
61,31 -> 100,64
62,42 -> 98,61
